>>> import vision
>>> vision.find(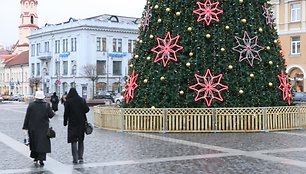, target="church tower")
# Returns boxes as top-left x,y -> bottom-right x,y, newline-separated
13,0 -> 38,54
